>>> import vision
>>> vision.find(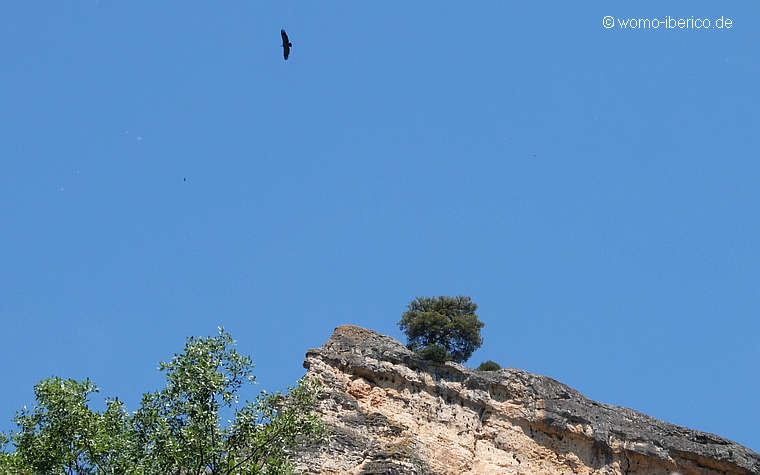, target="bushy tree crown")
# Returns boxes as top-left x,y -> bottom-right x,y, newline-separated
0,329 -> 325,474
398,296 -> 484,364
476,360 -> 501,371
